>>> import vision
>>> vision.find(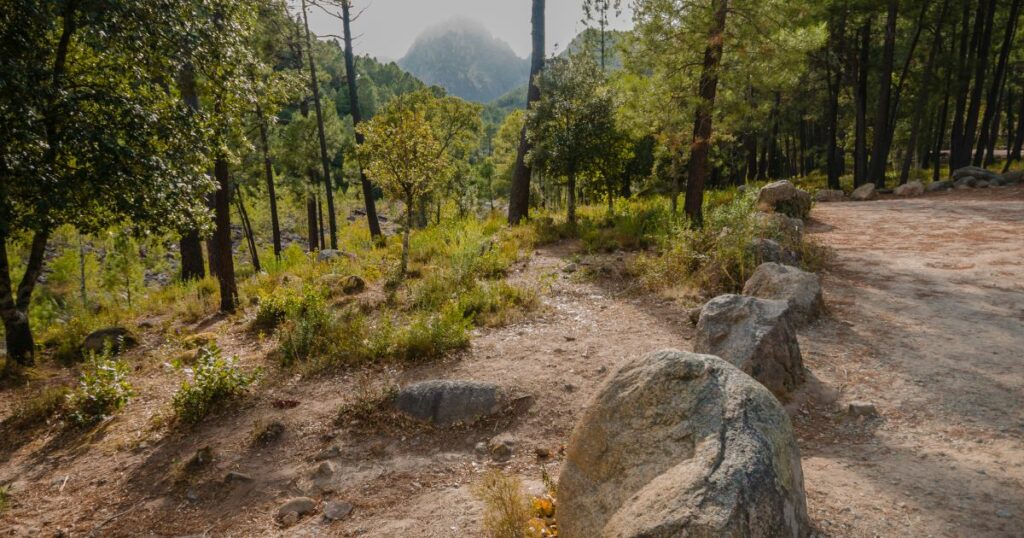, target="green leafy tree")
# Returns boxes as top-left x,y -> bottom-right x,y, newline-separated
0,1 -> 218,366
357,97 -> 449,275
528,55 -> 616,224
